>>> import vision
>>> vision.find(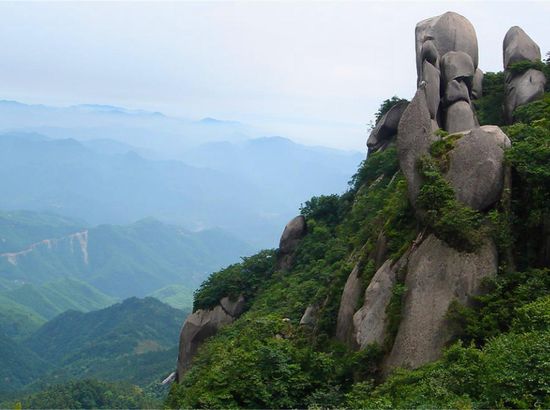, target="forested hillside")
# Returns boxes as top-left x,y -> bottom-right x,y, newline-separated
167,29 -> 550,409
